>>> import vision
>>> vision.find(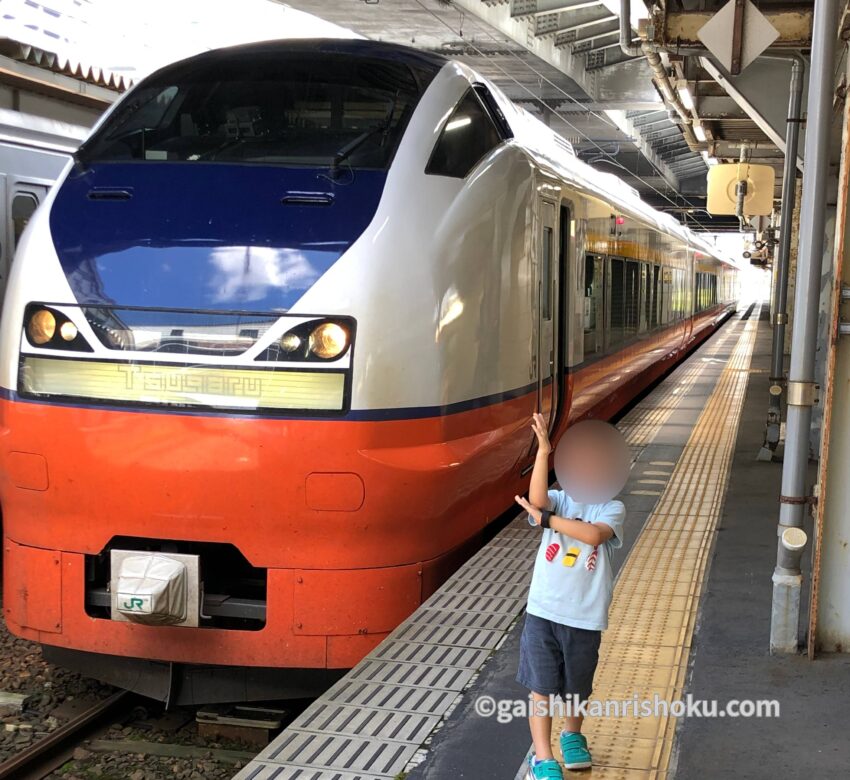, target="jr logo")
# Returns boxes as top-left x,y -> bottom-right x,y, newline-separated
123,597 -> 145,611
